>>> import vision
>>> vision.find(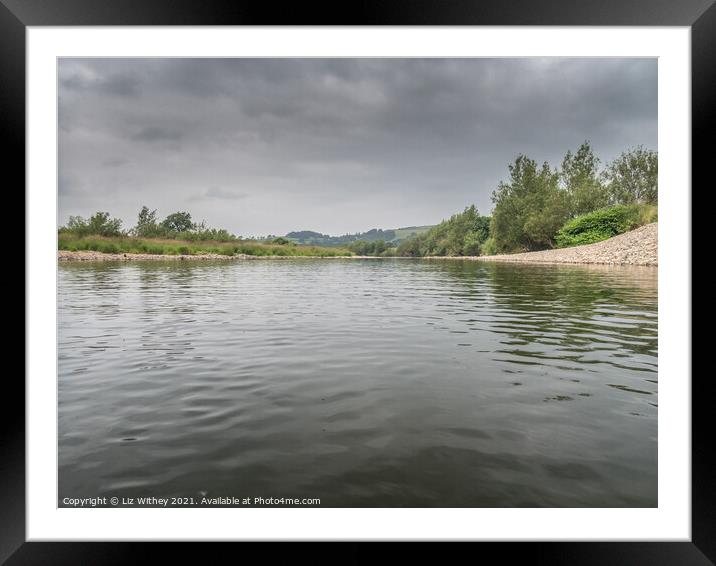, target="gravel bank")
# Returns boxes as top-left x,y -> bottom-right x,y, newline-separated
477,223 -> 657,266
423,223 -> 657,266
